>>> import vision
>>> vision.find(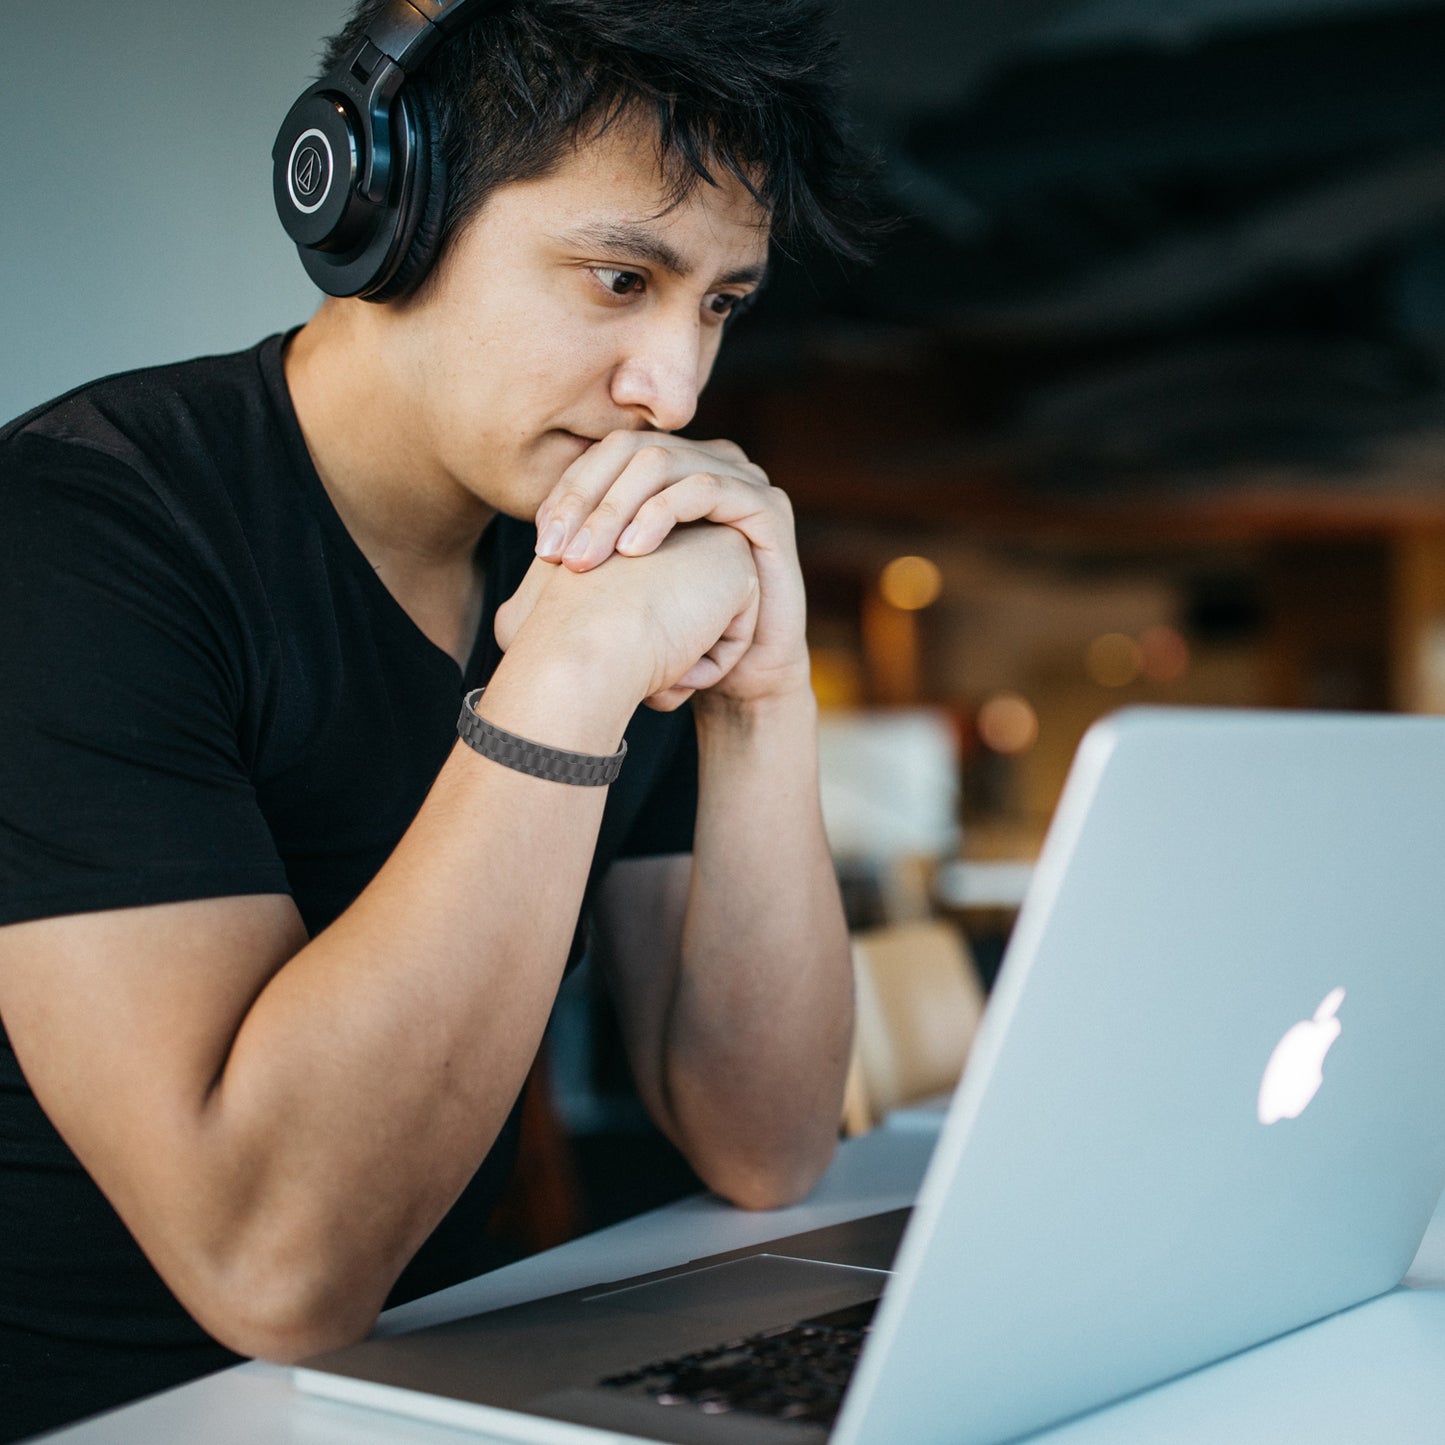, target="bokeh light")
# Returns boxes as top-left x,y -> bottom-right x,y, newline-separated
1139,624 -> 1190,682
879,555 -> 943,611
1086,632 -> 1144,688
977,692 -> 1040,754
